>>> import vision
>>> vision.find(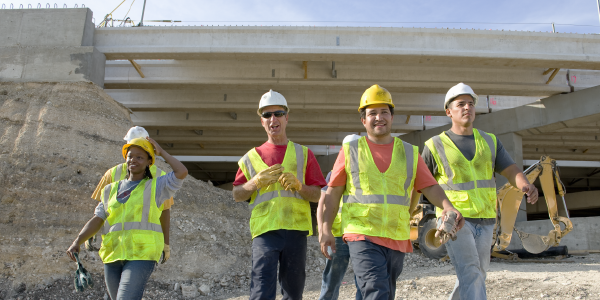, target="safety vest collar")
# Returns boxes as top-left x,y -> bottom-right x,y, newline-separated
101,178 -> 162,235
111,164 -> 164,182
345,137 -> 415,204
431,129 -> 496,191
